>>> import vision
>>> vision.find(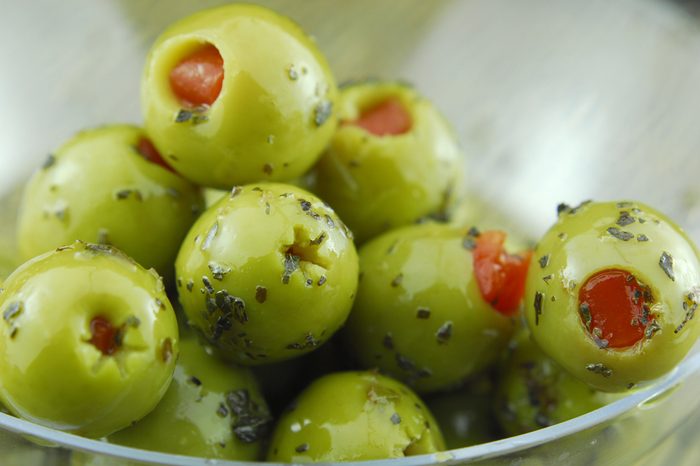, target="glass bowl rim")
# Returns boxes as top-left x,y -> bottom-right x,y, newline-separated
1,350 -> 699,466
